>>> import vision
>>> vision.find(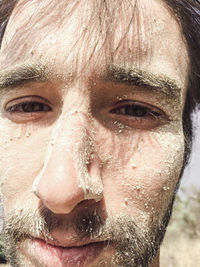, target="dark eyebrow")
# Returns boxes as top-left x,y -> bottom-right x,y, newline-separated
104,65 -> 181,99
0,63 -> 50,89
